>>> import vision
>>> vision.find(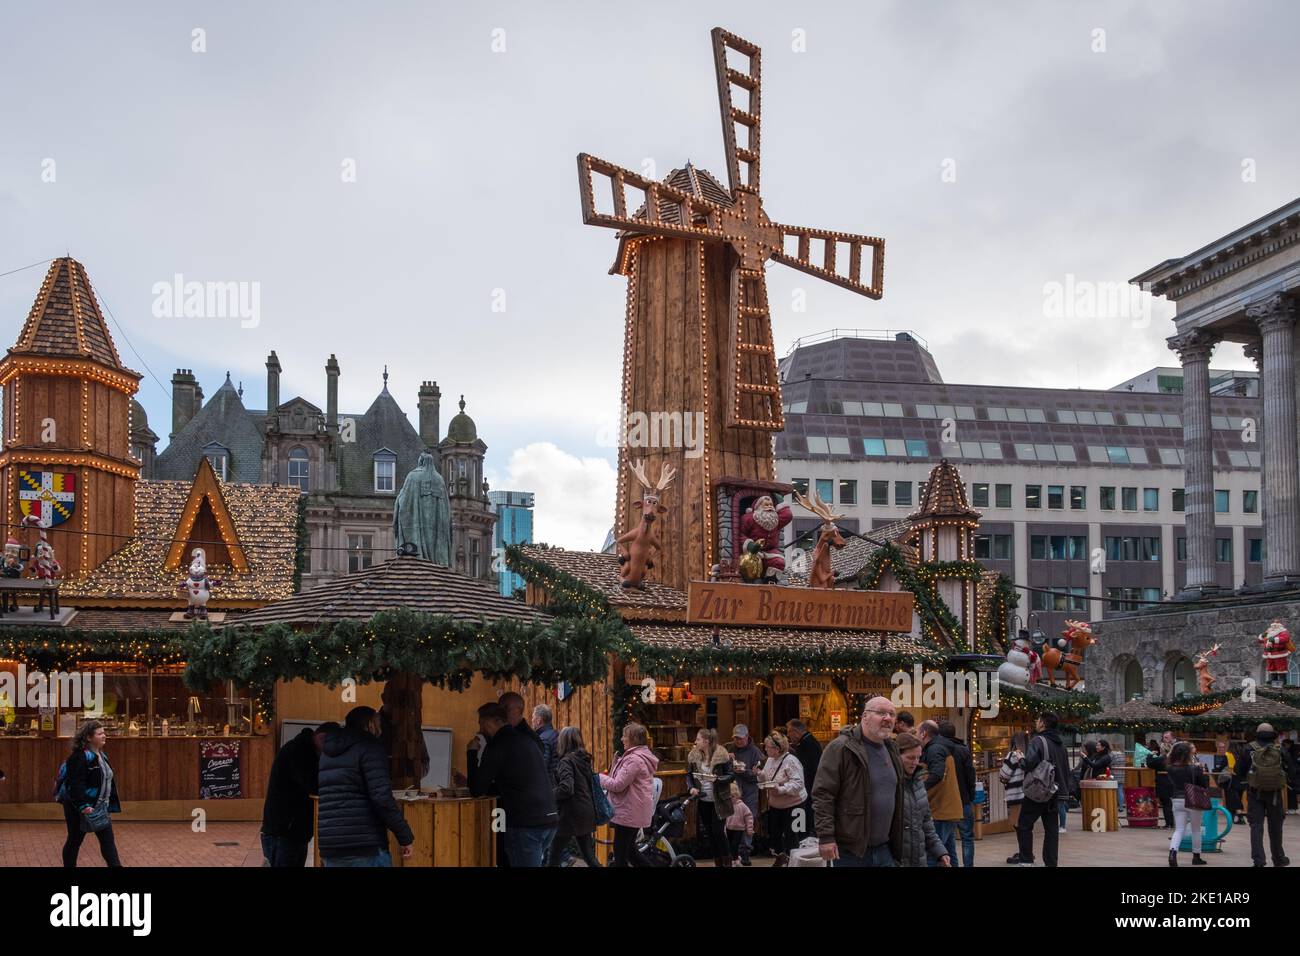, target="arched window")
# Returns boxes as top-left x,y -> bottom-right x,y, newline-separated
1123,660 -> 1144,702
1172,657 -> 1195,698
373,449 -> 396,493
288,448 -> 309,493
